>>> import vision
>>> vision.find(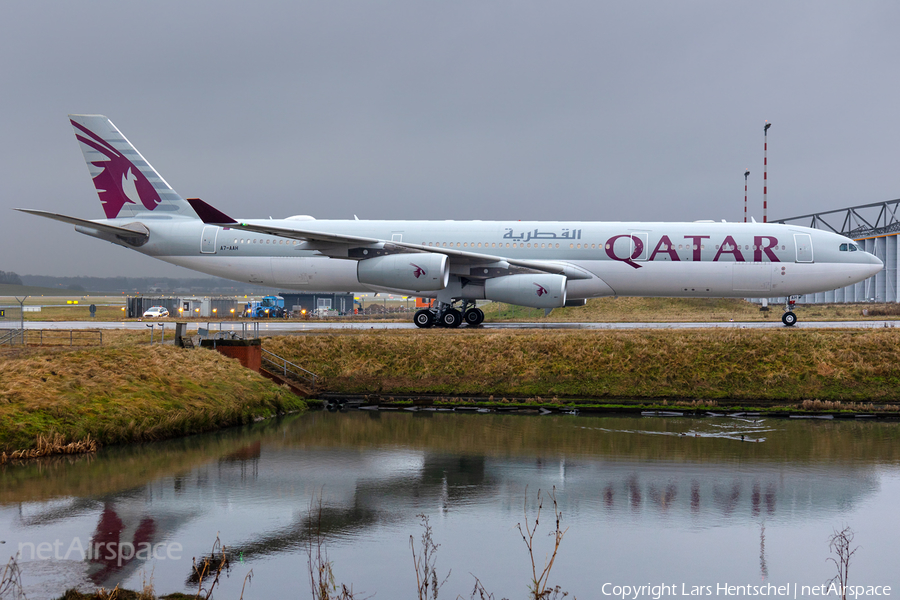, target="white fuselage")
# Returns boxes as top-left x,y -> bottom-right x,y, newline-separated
90,216 -> 883,301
